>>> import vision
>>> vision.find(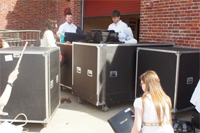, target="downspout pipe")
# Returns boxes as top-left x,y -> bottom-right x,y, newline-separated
81,0 -> 84,30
